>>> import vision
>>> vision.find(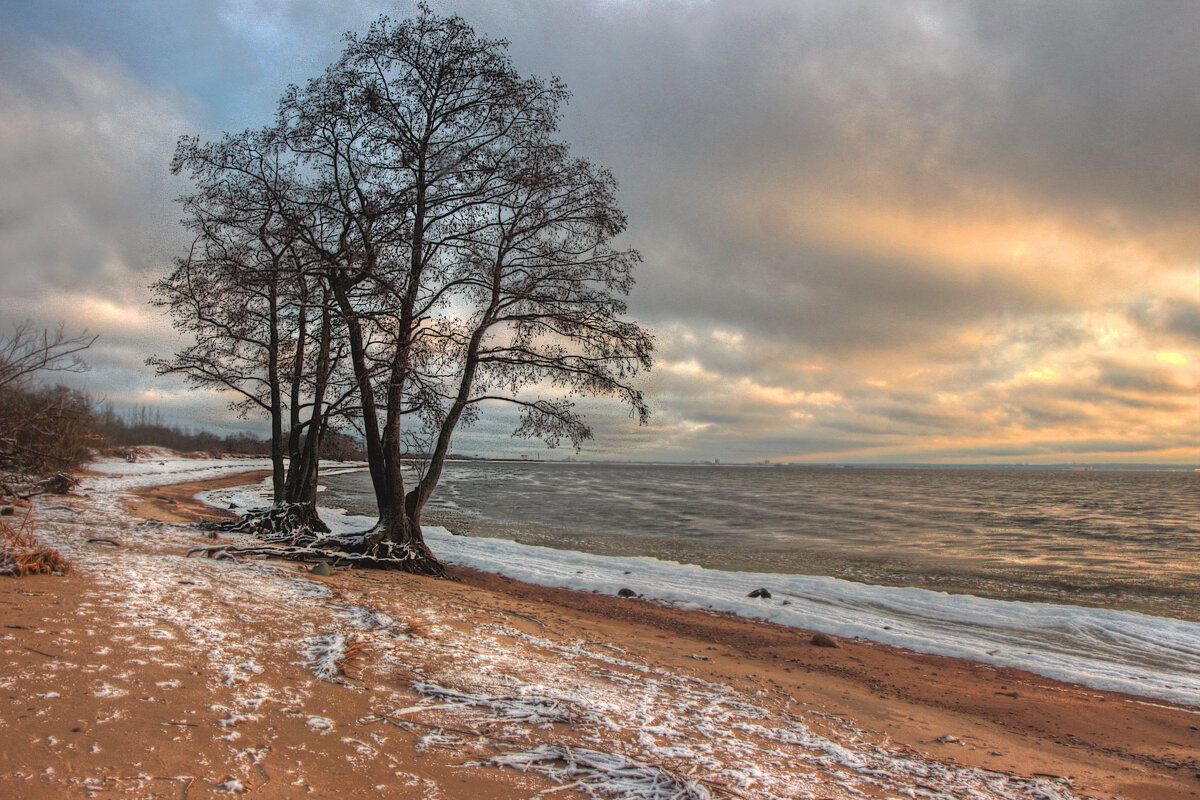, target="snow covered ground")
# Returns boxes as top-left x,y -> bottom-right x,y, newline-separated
85,454 -> 276,491
203,476 -> 1200,708
5,457 -> 1105,798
